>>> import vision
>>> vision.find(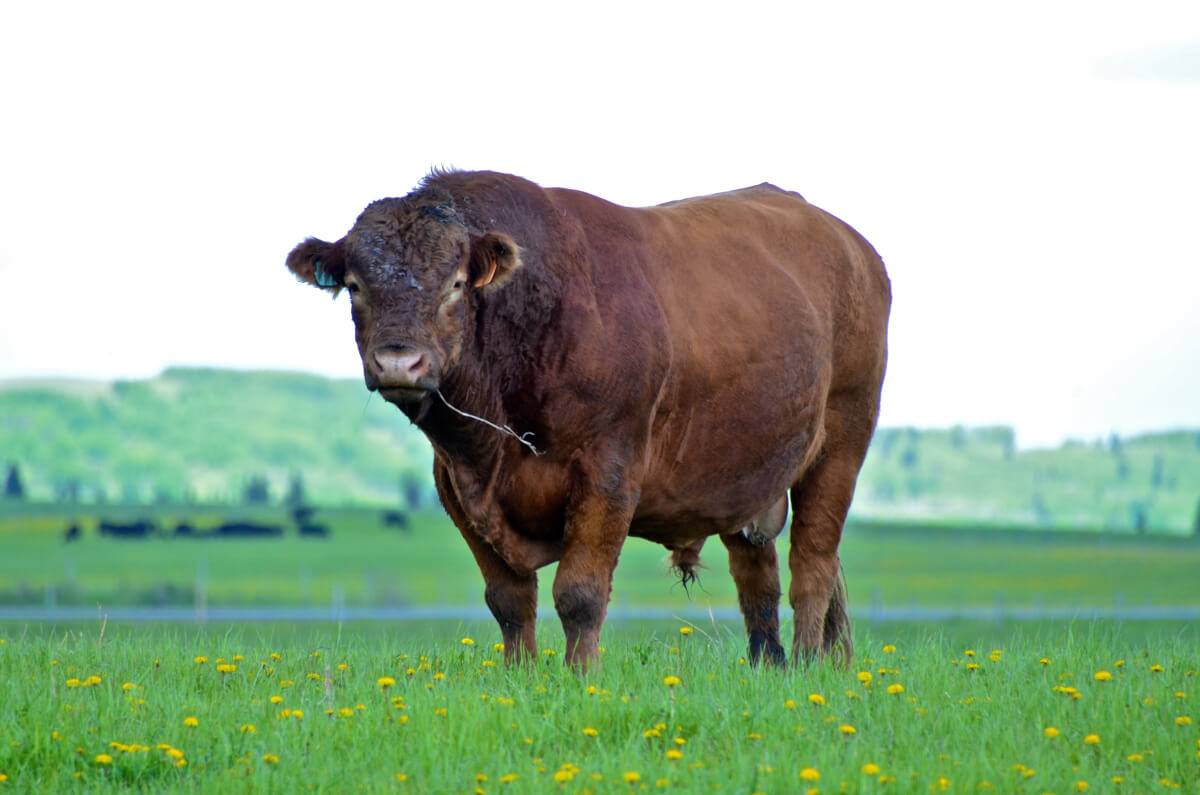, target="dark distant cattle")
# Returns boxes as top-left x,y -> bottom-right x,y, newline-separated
213,521 -> 283,539
63,523 -> 81,543
98,519 -> 158,539
173,521 -> 196,537
286,170 -> 890,669
291,506 -> 316,524
297,522 -> 330,538
381,510 -> 410,532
